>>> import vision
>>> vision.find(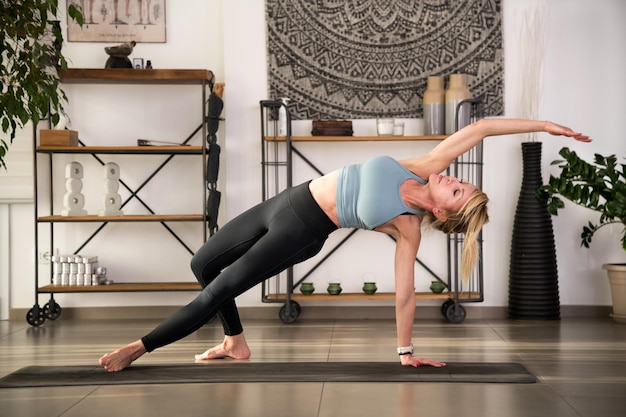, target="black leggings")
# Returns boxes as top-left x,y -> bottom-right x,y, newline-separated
141,181 -> 337,352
